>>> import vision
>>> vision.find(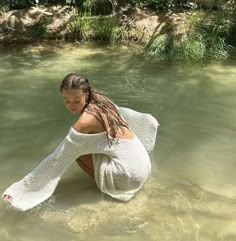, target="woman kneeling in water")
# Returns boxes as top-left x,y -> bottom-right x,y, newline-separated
3,73 -> 158,210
